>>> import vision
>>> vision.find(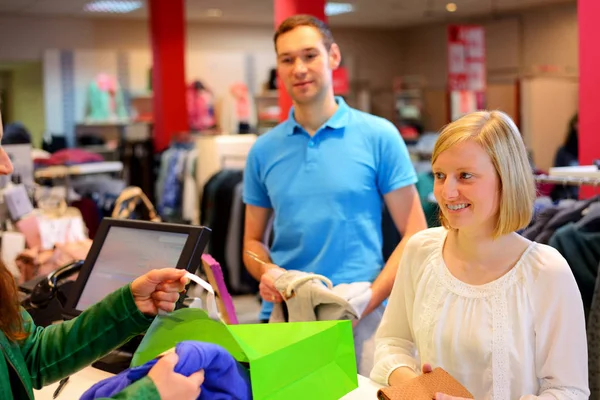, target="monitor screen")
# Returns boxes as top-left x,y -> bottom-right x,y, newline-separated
2,144 -> 34,189
75,226 -> 189,311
